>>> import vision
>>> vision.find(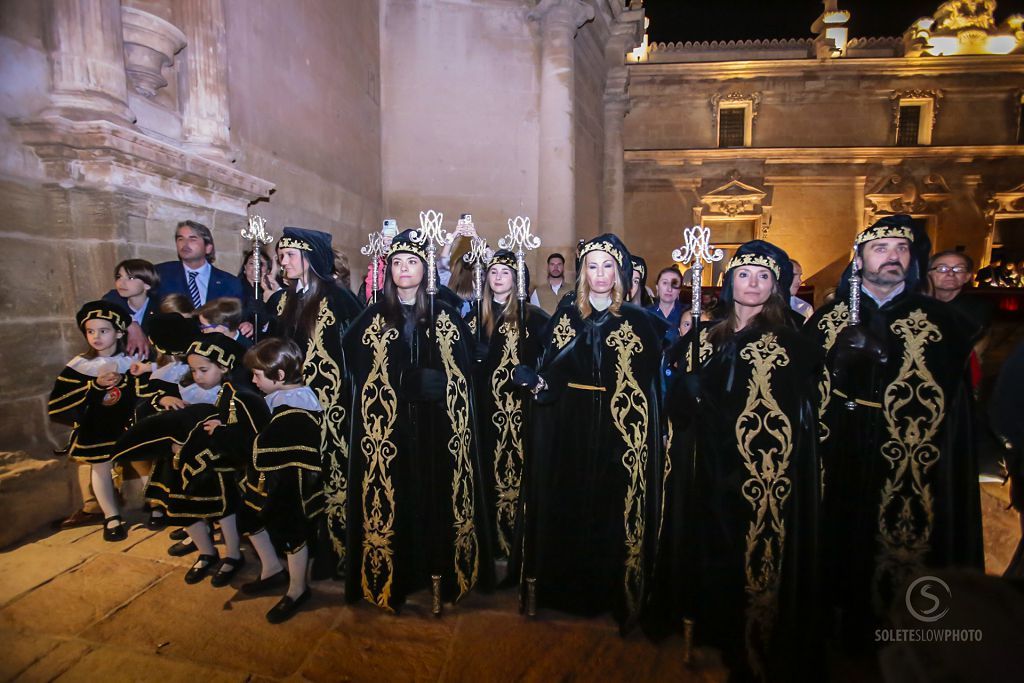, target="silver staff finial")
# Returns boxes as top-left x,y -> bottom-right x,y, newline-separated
499,216 -> 541,302
672,225 -> 724,317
